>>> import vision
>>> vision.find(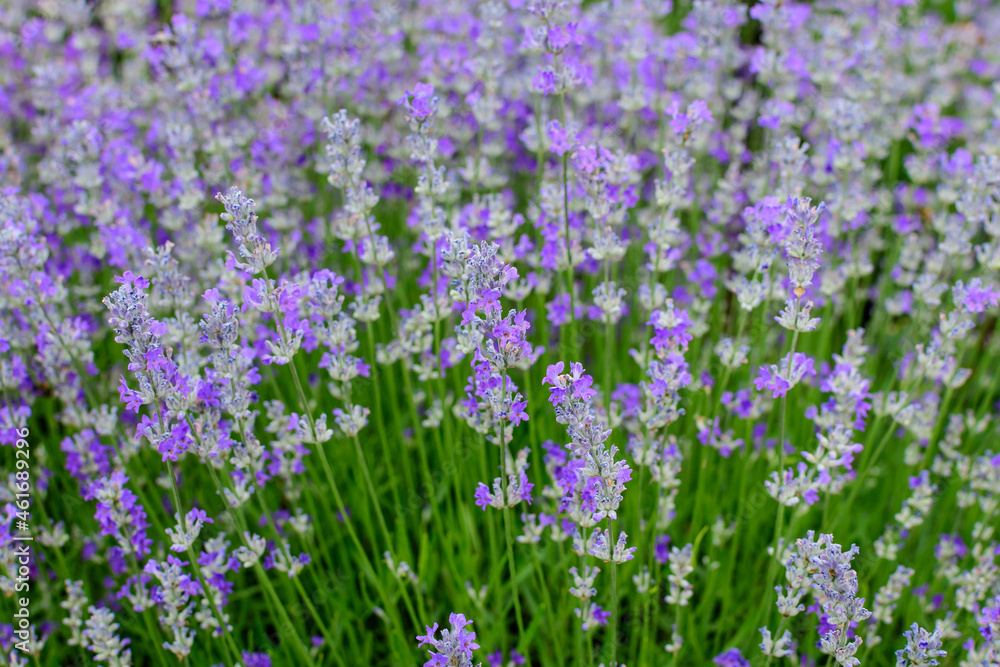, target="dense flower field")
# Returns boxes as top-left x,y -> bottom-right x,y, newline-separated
3,0 -> 1000,665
